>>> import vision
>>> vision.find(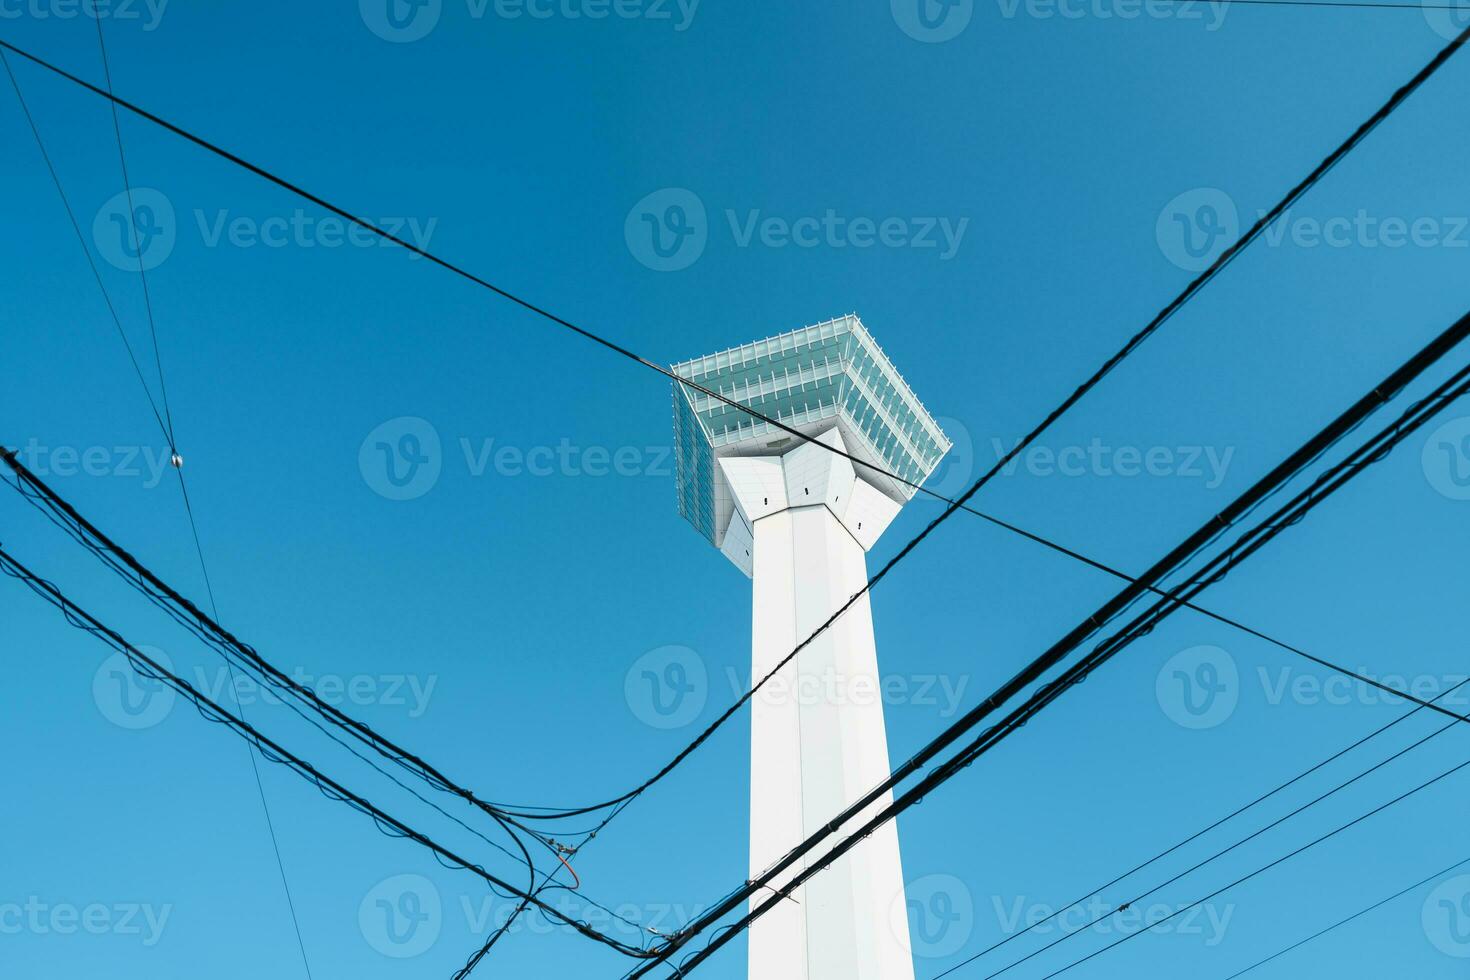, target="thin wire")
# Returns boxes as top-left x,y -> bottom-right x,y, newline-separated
0,50 -> 169,443
91,15 -> 174,450
929,676 -> 1470,978
174,467 -> 315,977
1220,854 -> 1470,979
1035,754 -> 1470,979
969,690 -> 1470,980
88,20 -> 304,971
